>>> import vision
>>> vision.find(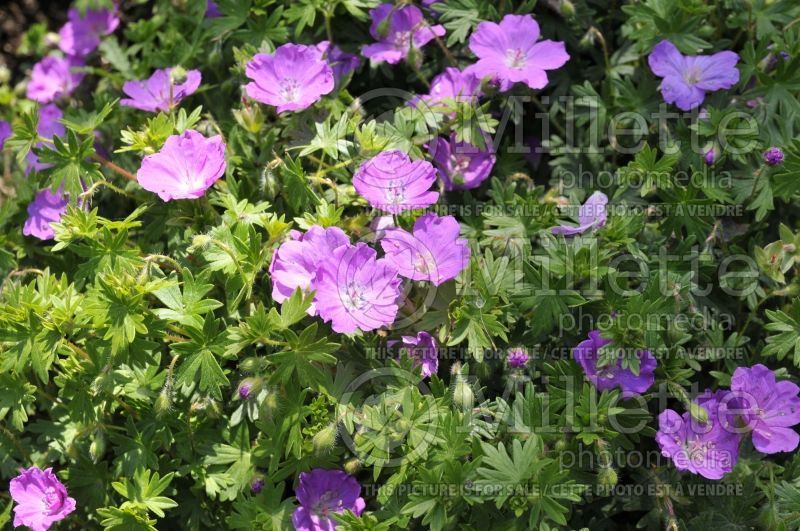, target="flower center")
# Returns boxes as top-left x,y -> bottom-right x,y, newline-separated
313,490 -> 342,516
343,282 -> 368,312
413,251 -> 436,275
394,31 -> 412,50
44,487 -> 64,514
450,154 -> 471,174
279,79 -> 300,102
683,66 -> 703,85
384,181 -> 406,205
505,48 -> 527,69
